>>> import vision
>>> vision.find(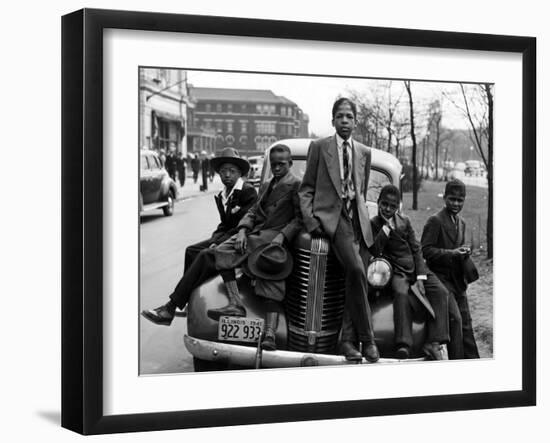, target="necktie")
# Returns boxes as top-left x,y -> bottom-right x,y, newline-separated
342,141 -> 353,218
